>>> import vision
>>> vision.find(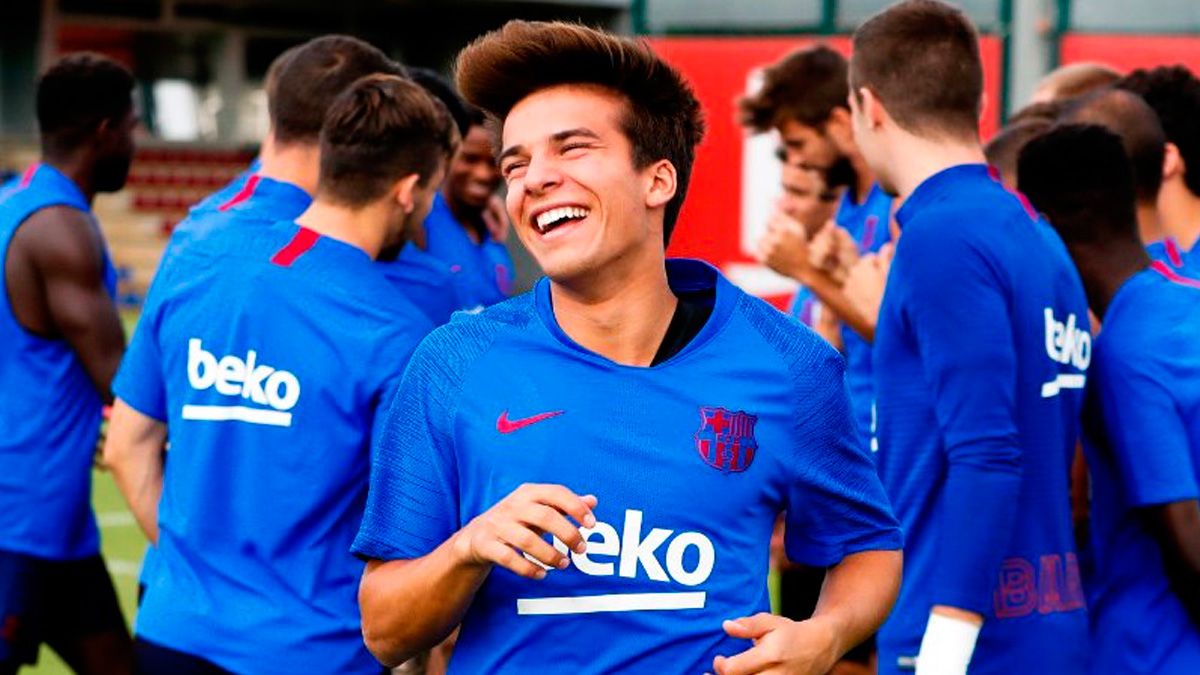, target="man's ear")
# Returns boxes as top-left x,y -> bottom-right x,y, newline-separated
858,87 -> 887,130
393,174 -> 423,214
1164,142 -> 1184,182
645,158 -> 677,210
